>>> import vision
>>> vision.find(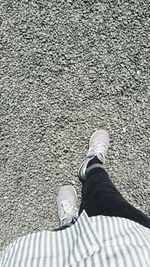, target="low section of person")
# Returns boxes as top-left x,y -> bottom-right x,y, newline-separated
0,130 -> 150,267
